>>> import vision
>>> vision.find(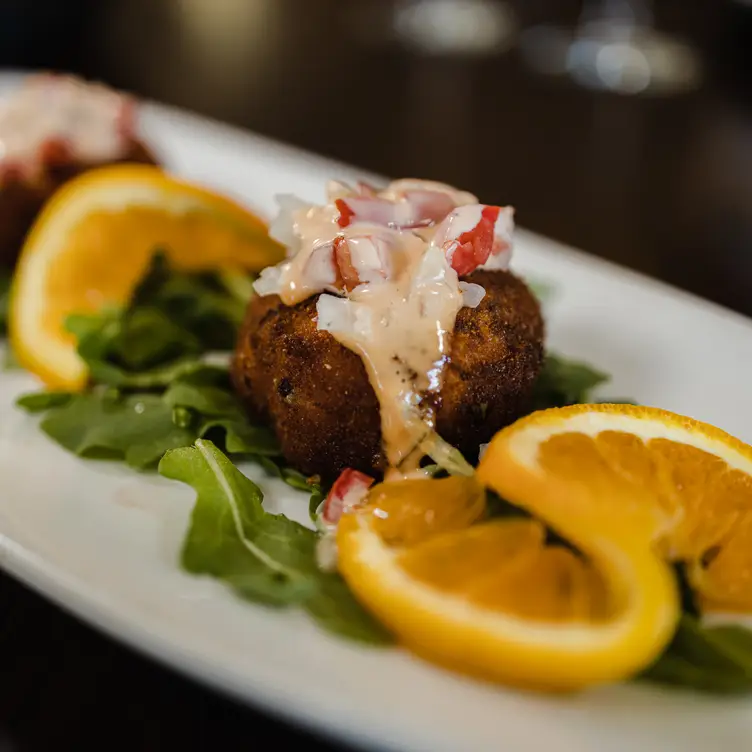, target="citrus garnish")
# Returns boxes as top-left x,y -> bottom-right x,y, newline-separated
479,403 -> 752,614
336,473 -> 678,691
9,164 -> 284,390
339,404 -> 752,691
